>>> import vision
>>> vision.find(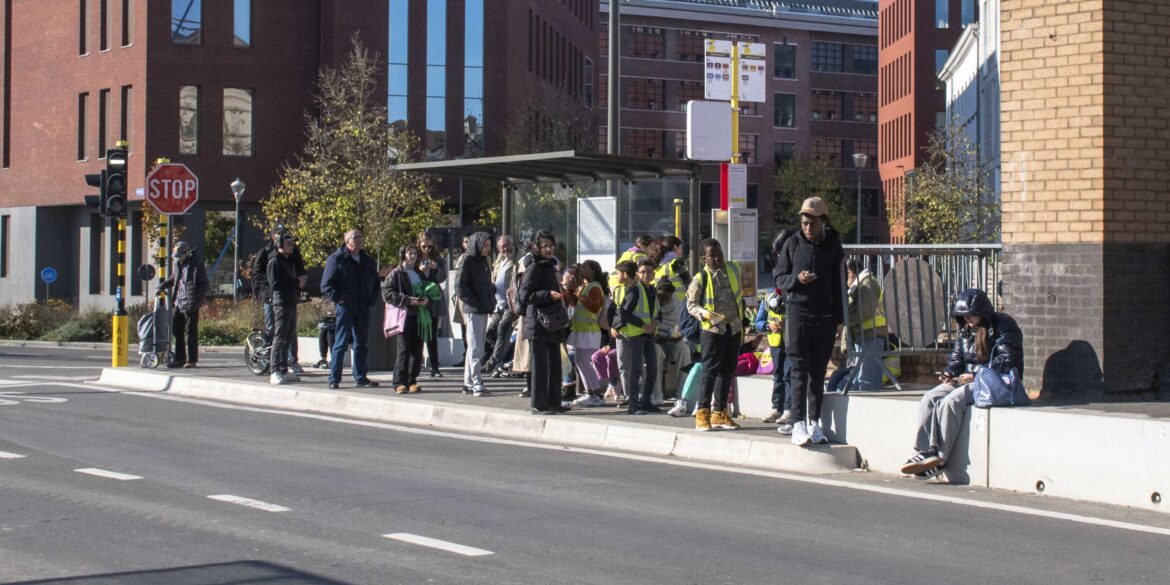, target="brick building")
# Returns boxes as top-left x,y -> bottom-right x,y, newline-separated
998,0 -> 1170,397
599,0 -> 881,248
877,0 -> 972,242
